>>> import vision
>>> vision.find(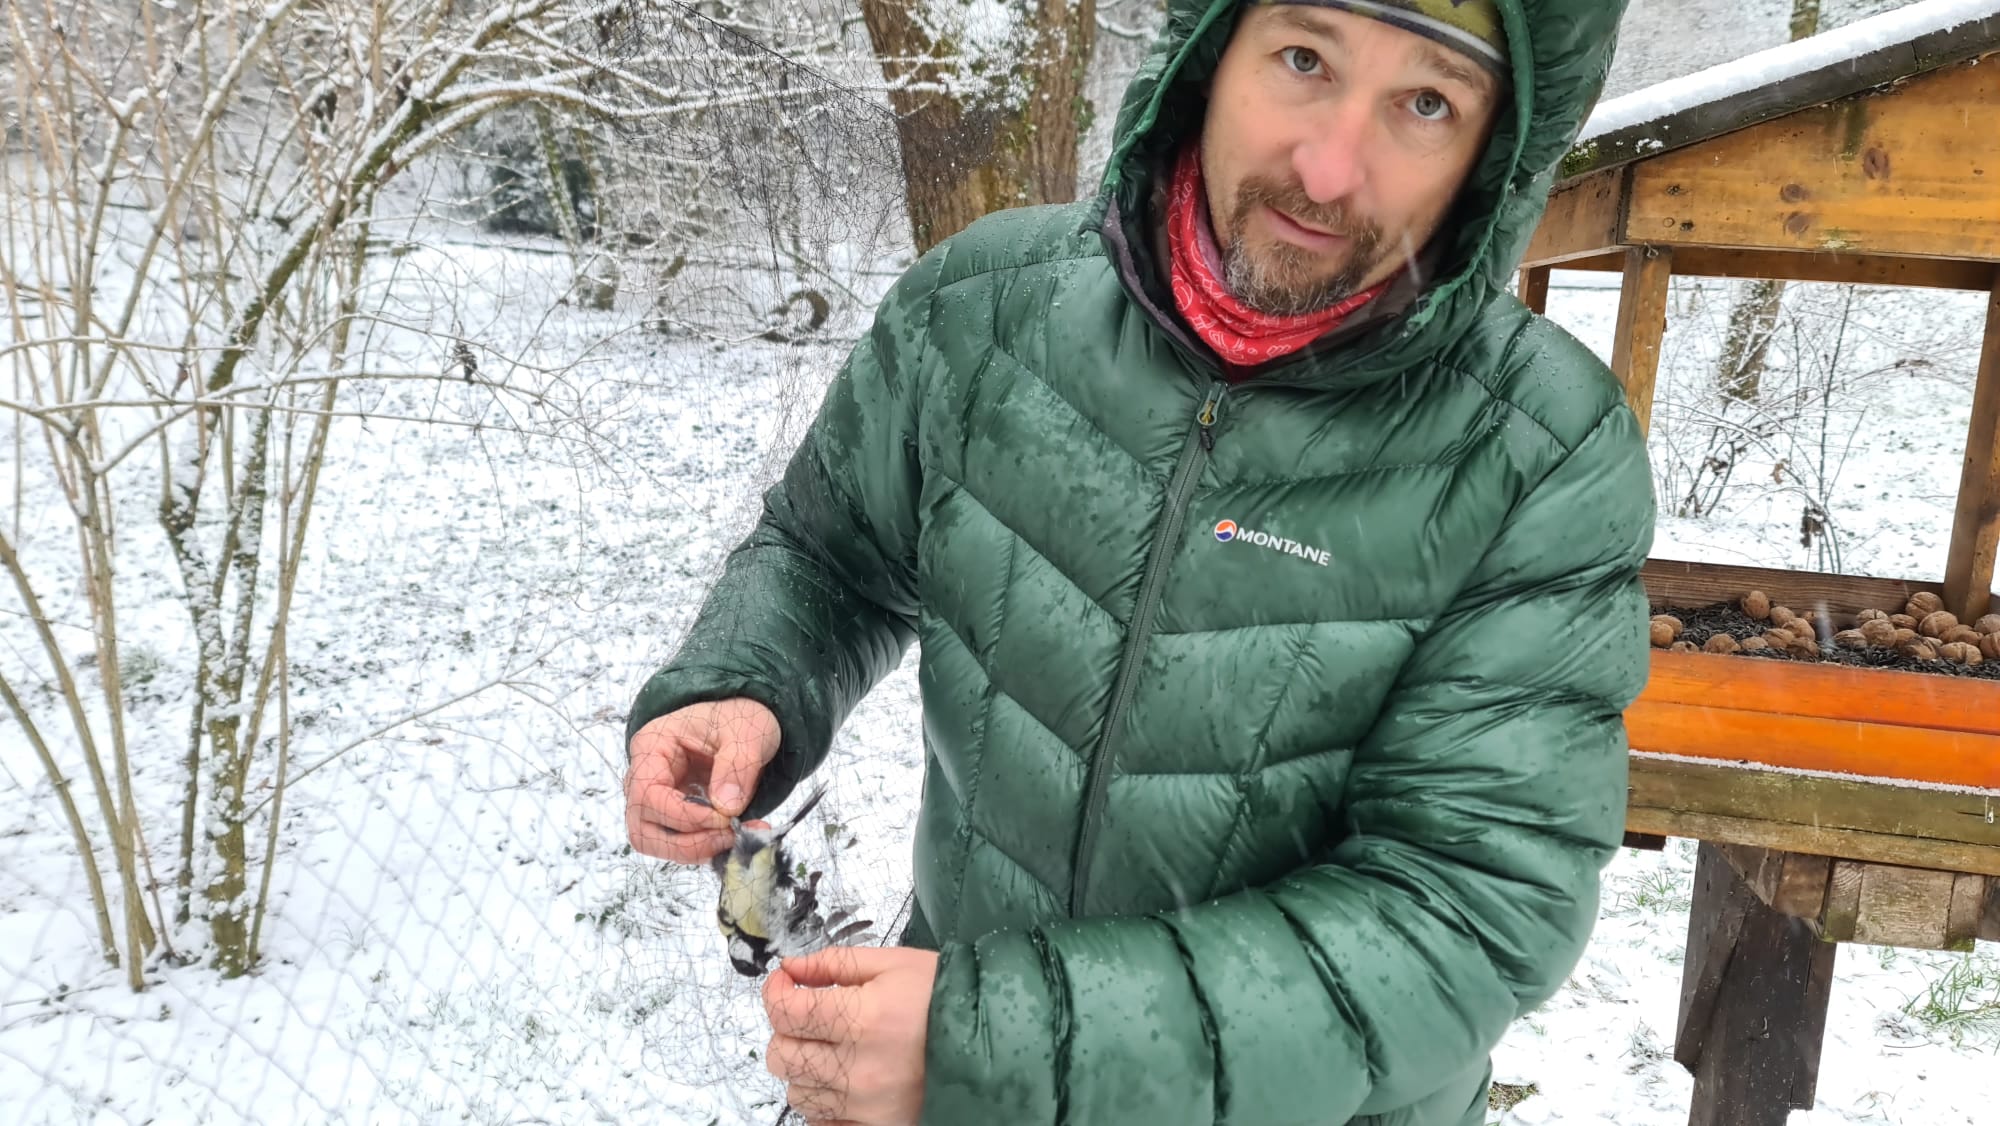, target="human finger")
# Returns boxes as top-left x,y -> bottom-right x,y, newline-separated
625,812 -> 732,864
625,789 -> 729,863
632,778 -> 732,835
764,966 -> 859,1044
766,1031 -> 850,1088
626,722 -> 733,822
628,826 -> 732,864
701,702 -> 781,815
781,945 -> 907,988
784,1084 -> 847,1124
